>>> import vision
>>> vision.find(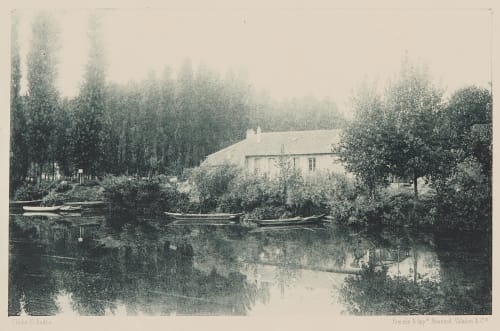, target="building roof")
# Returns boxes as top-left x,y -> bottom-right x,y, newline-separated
203,129 -> 341,165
